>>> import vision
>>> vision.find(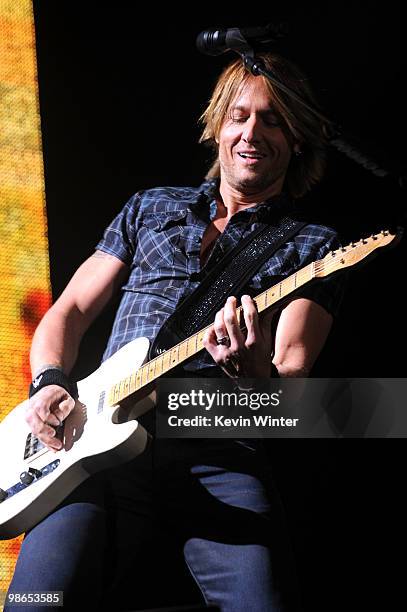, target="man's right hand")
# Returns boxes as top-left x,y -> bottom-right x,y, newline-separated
25,385 -> 76,452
